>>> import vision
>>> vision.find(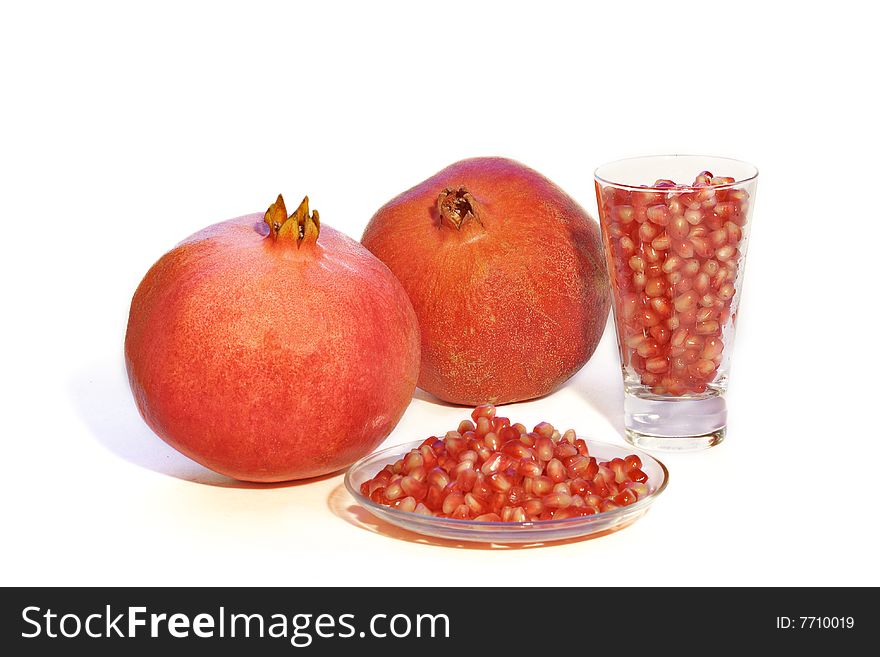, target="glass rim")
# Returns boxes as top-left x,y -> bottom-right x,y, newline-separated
594,154 -> 758,192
